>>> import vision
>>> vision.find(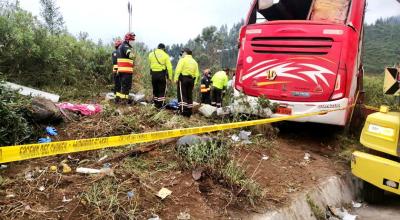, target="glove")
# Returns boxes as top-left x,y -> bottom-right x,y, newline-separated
38,137 -> 52,143
46,127 -> 58,136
